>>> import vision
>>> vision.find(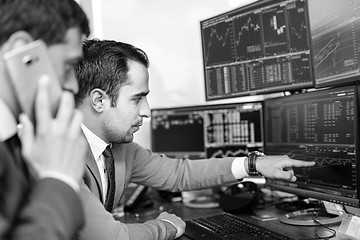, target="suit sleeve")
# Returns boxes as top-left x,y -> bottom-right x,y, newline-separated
79,184 -> 175,240
0,143 -> 84,240
9,178 -> 84,240
129,143 -> 238,191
